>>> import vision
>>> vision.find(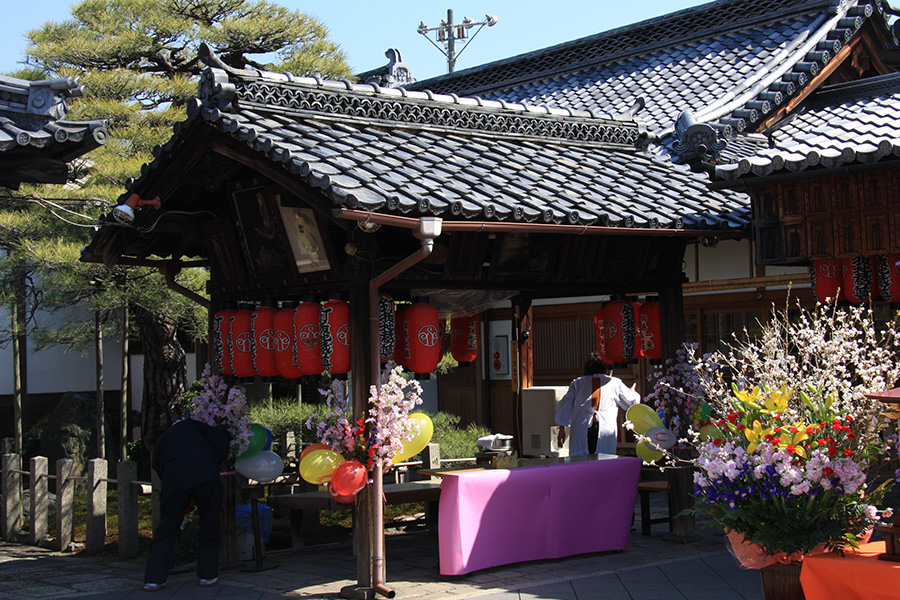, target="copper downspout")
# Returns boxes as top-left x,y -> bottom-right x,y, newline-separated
367,217 -> 442,598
